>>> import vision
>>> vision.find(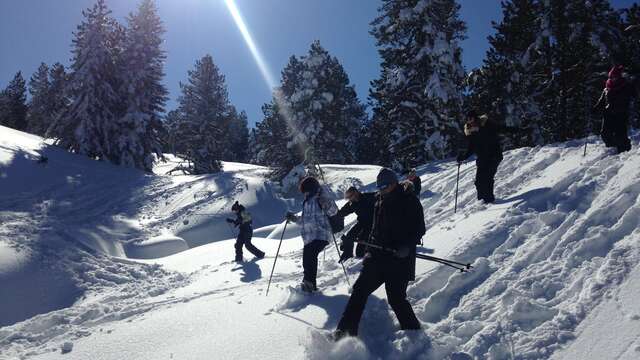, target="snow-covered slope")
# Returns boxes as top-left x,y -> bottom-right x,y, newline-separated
2,124 -> 640,359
